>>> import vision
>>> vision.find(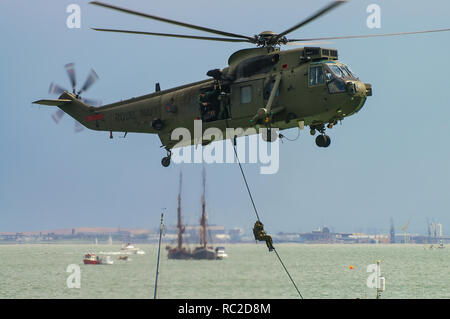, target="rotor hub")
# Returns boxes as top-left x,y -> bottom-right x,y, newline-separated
256,31 -> 287,47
